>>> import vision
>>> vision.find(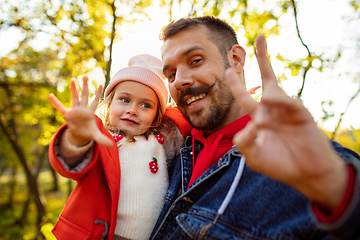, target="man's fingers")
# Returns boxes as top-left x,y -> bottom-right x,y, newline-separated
80,76 -> 89,106
226,68 -> 257,116
254,35 -> 277,89
70,79 -> 80,106
233,121 -> 258,161
49,93 -> 67,115
89,85 -> 104,112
